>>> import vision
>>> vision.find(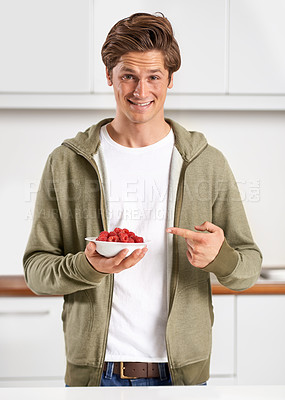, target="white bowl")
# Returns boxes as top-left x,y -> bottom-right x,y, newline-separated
85,237 -> 149,258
